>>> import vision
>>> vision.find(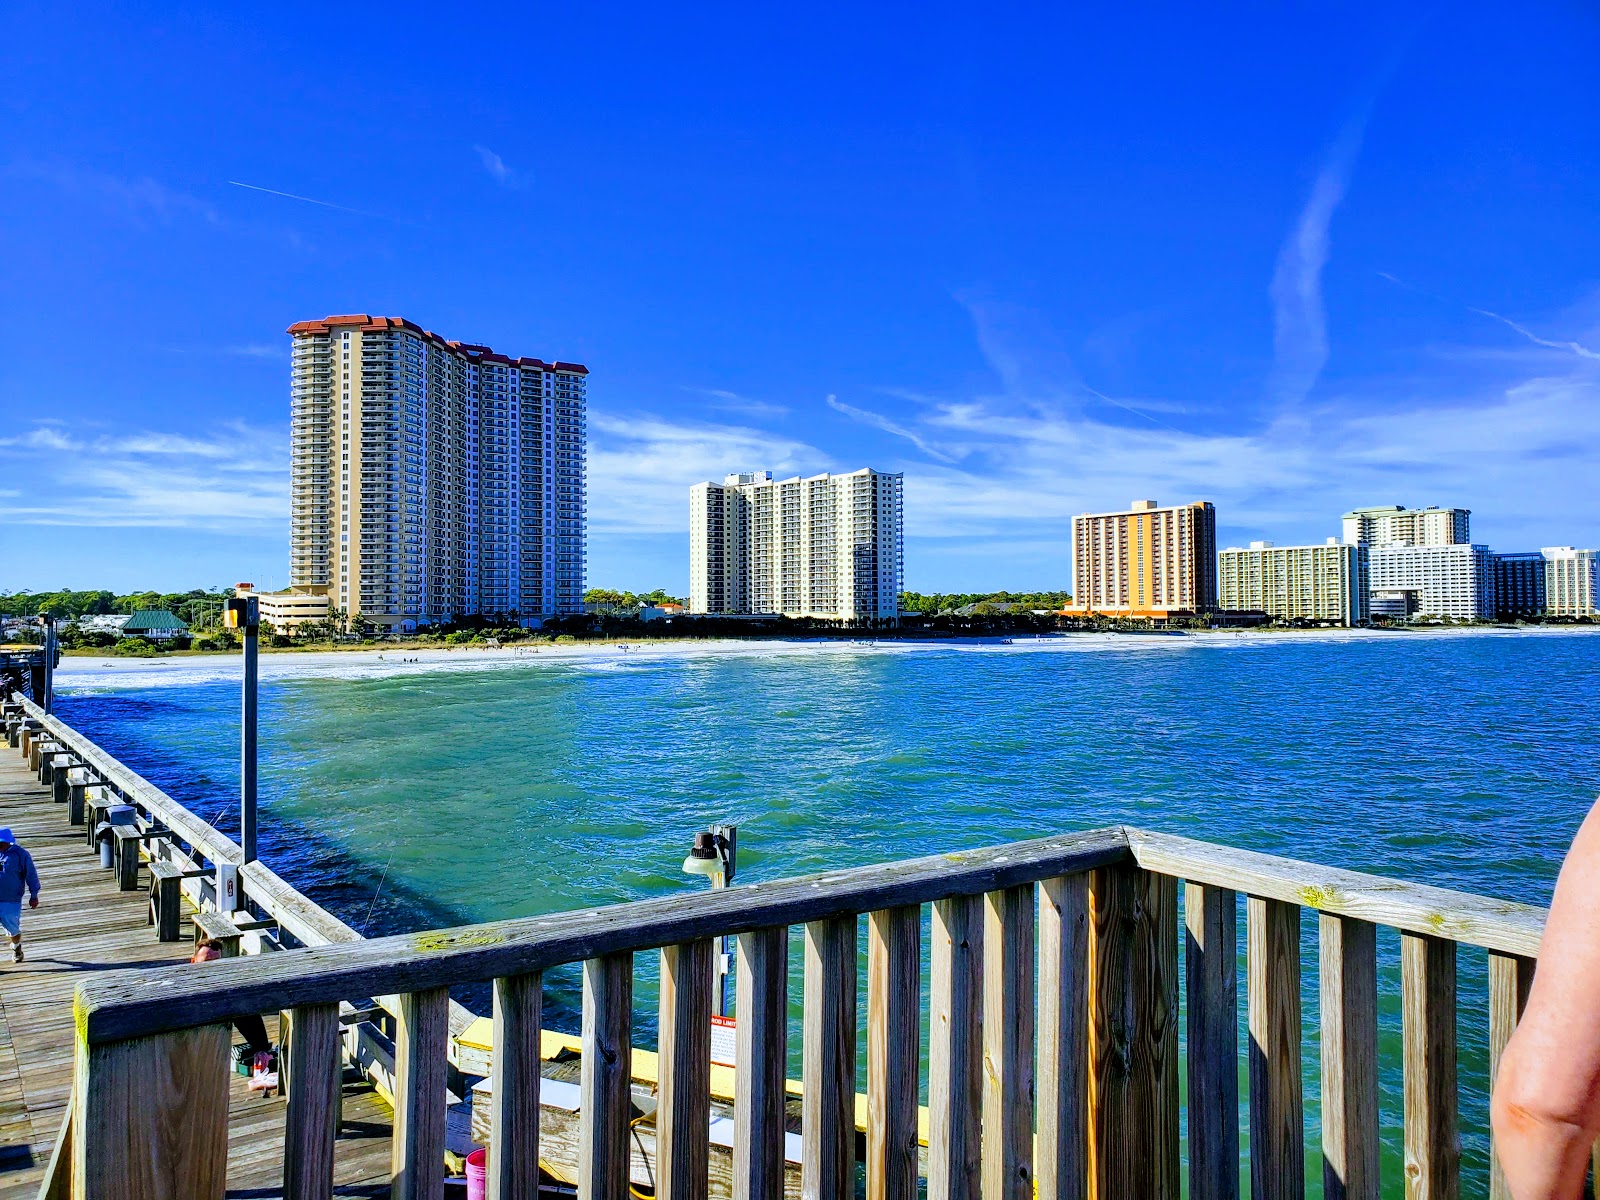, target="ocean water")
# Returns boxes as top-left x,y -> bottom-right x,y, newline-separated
52,630 -> 1600,1194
